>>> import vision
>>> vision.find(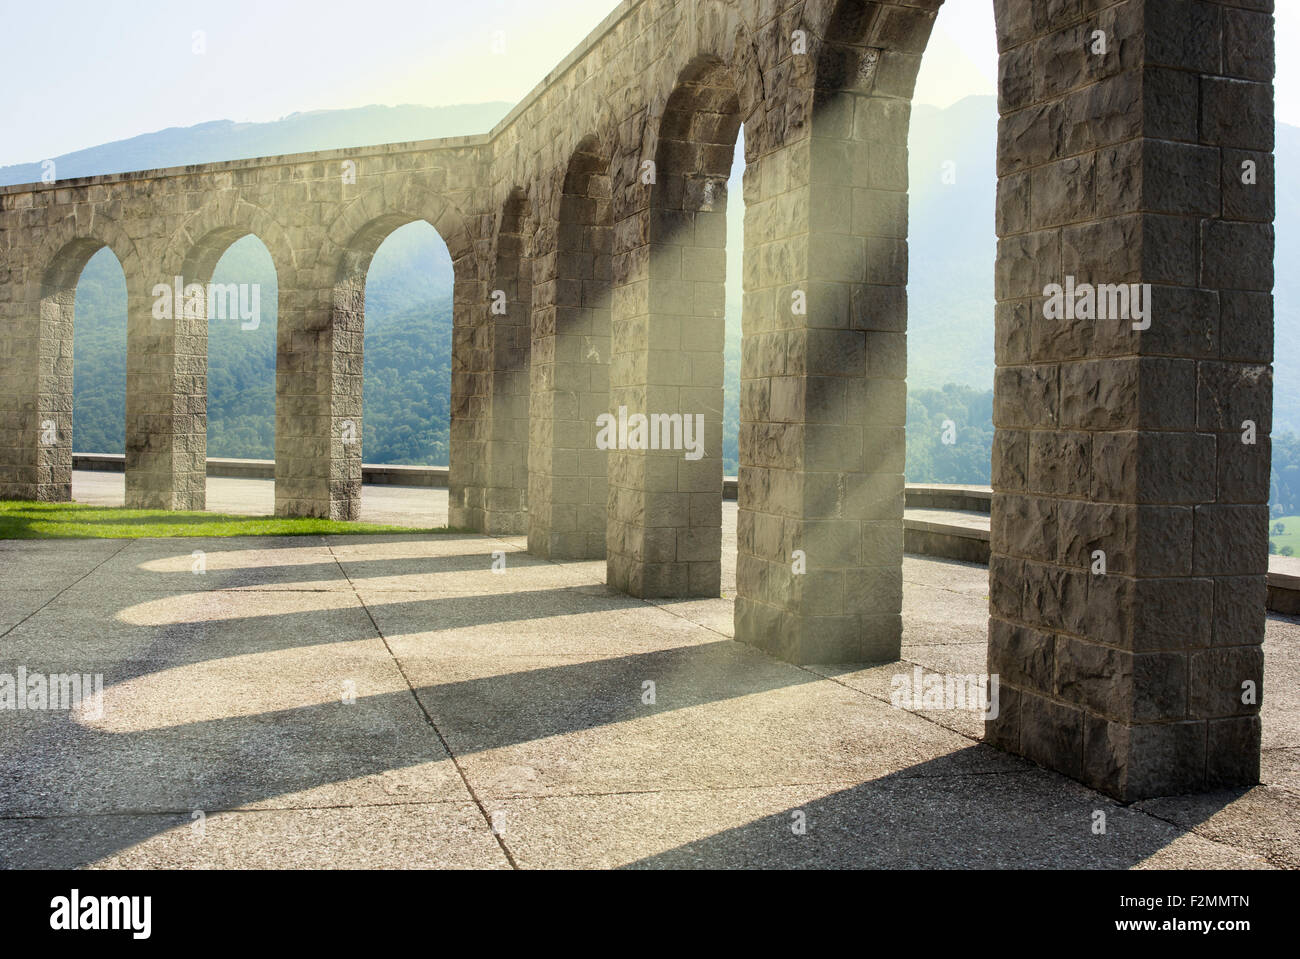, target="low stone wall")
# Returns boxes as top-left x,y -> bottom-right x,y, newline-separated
71,454 -> 449,488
